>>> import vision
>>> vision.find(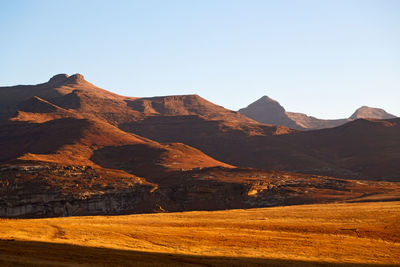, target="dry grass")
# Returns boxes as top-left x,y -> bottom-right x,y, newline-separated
0,201 -> 399,266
